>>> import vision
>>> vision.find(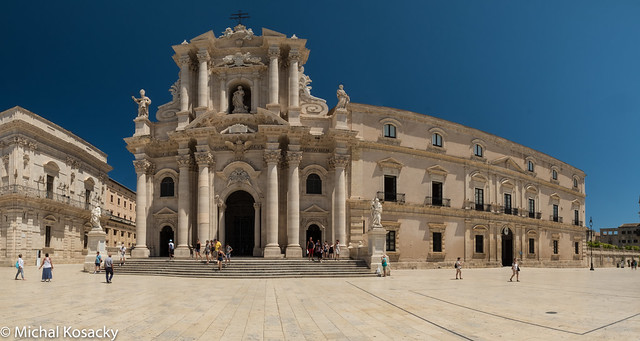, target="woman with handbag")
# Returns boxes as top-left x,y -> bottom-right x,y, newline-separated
509,258 -> 520,282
